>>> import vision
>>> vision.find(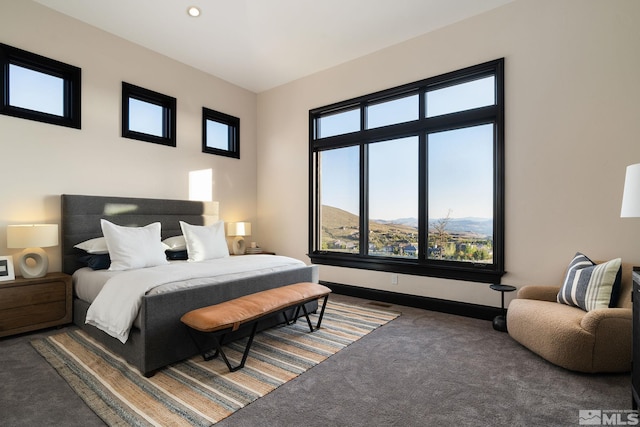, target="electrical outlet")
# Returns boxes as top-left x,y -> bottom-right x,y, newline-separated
391,274 -> 398,285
